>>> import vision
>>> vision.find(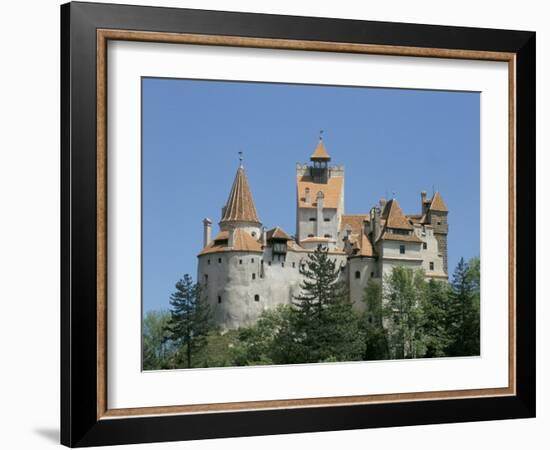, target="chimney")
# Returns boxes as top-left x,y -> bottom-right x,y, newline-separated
421,191 -> 428,215
379,197 -> 387,211
202,218 -> 212,247
373,207 -> 381,242
228,227 -> 235,247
